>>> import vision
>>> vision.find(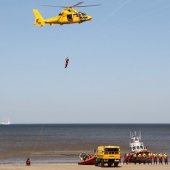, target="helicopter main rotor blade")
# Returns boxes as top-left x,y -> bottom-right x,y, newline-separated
41,2 -> 100,8
76,4 -> 101,7
70,2 -> 84,7
41,5 -> 67,8
41,2 -> 84,8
